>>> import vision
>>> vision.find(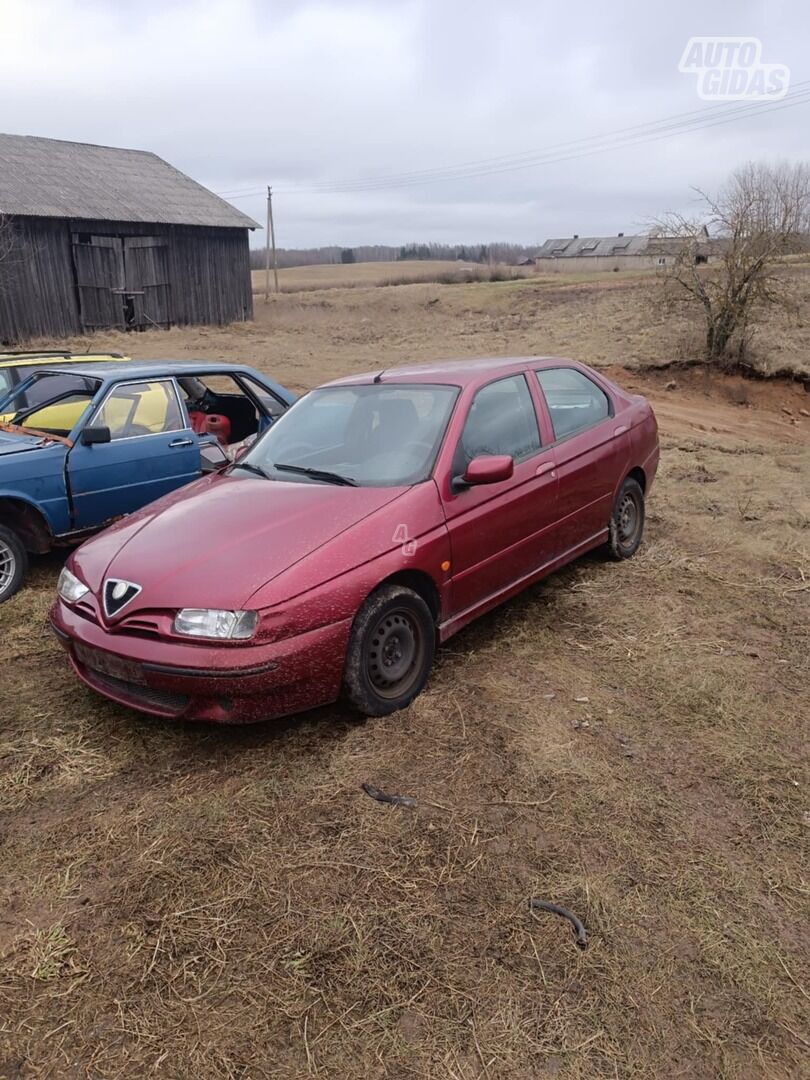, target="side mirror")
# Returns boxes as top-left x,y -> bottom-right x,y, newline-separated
462,454 -> 514,487
81,425 -> 111,446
